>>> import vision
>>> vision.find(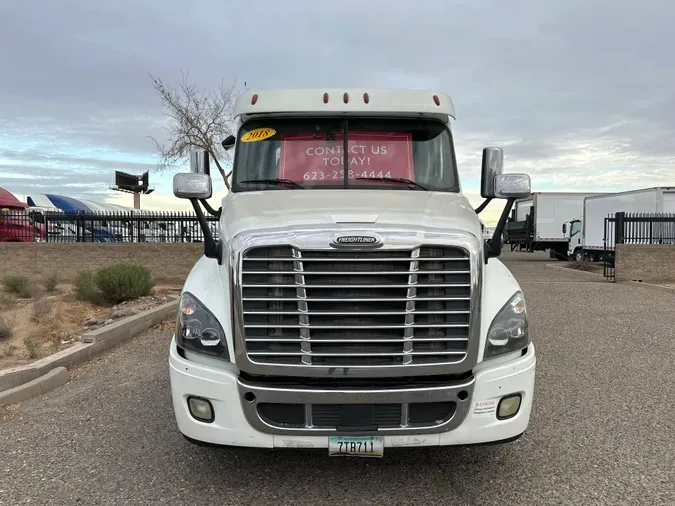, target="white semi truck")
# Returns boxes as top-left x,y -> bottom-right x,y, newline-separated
168,89 -> 536,457
563,186 -> 675,262
504,192 -> 602,259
